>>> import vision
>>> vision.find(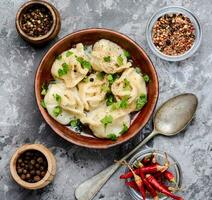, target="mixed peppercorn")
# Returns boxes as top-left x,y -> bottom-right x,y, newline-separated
16,150 -> 48,183
20,5 -> 53,37
152,13 -> 195,56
